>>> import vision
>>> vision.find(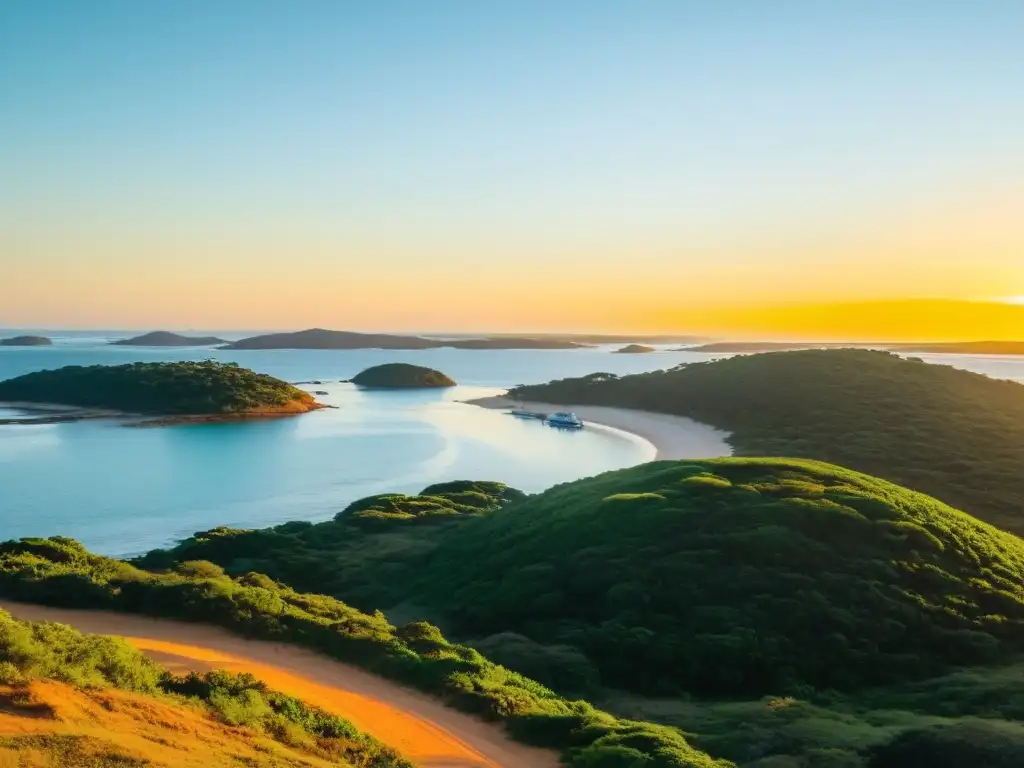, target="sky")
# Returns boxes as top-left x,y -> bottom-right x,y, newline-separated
1,1 -> 1022,336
